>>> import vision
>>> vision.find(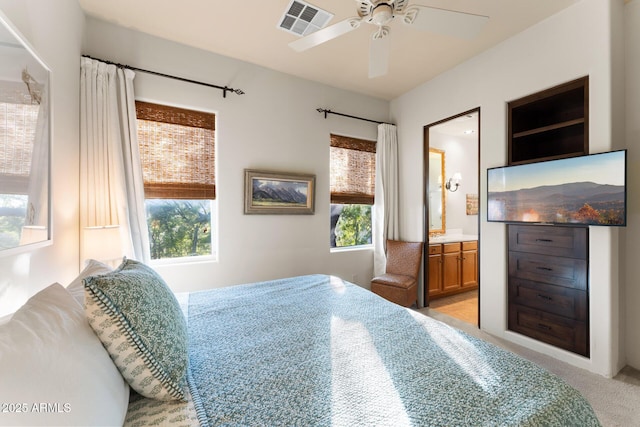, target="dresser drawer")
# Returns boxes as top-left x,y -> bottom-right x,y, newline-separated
508,225 -> 587,259
428,244 -> 442,255
509,251 -> 587,290
508,277 -> 587,321
509,304 -> 588,356
462,240 -> 477,251
443,242 -> 460,253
